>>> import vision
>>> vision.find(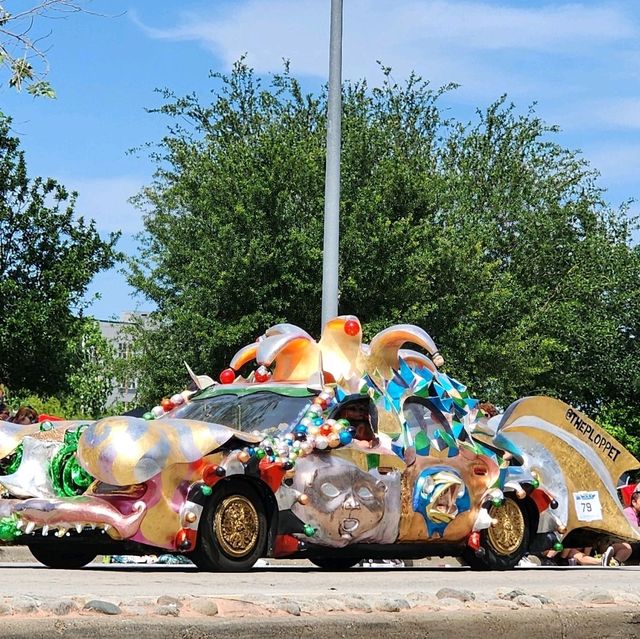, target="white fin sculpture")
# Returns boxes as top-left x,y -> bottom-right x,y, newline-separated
184,362 -> 216,390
